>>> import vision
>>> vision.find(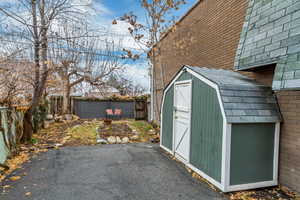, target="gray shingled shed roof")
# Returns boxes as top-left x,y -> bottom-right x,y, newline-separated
185,66 -> 282,123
